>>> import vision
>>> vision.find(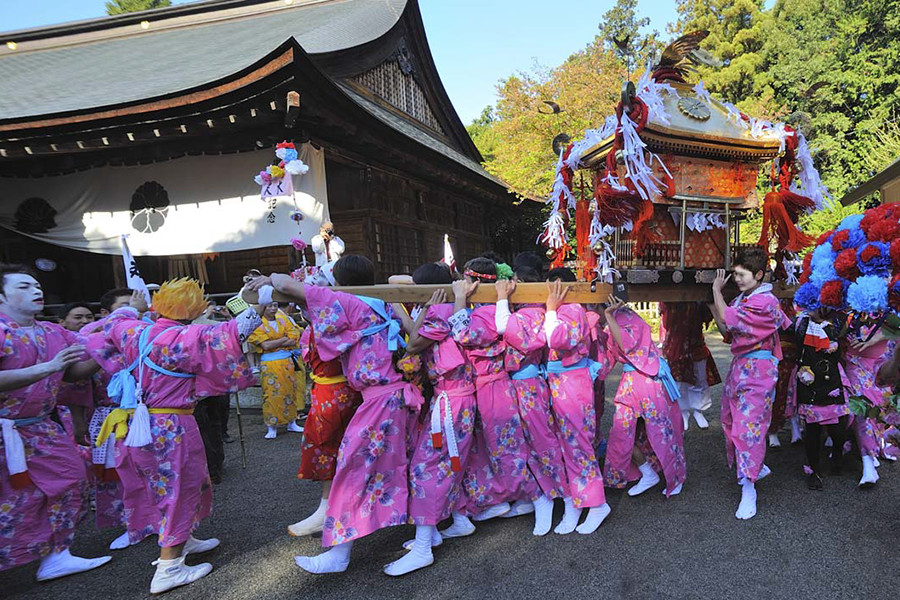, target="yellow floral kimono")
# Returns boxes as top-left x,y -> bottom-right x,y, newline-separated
249,310 -> 306,426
